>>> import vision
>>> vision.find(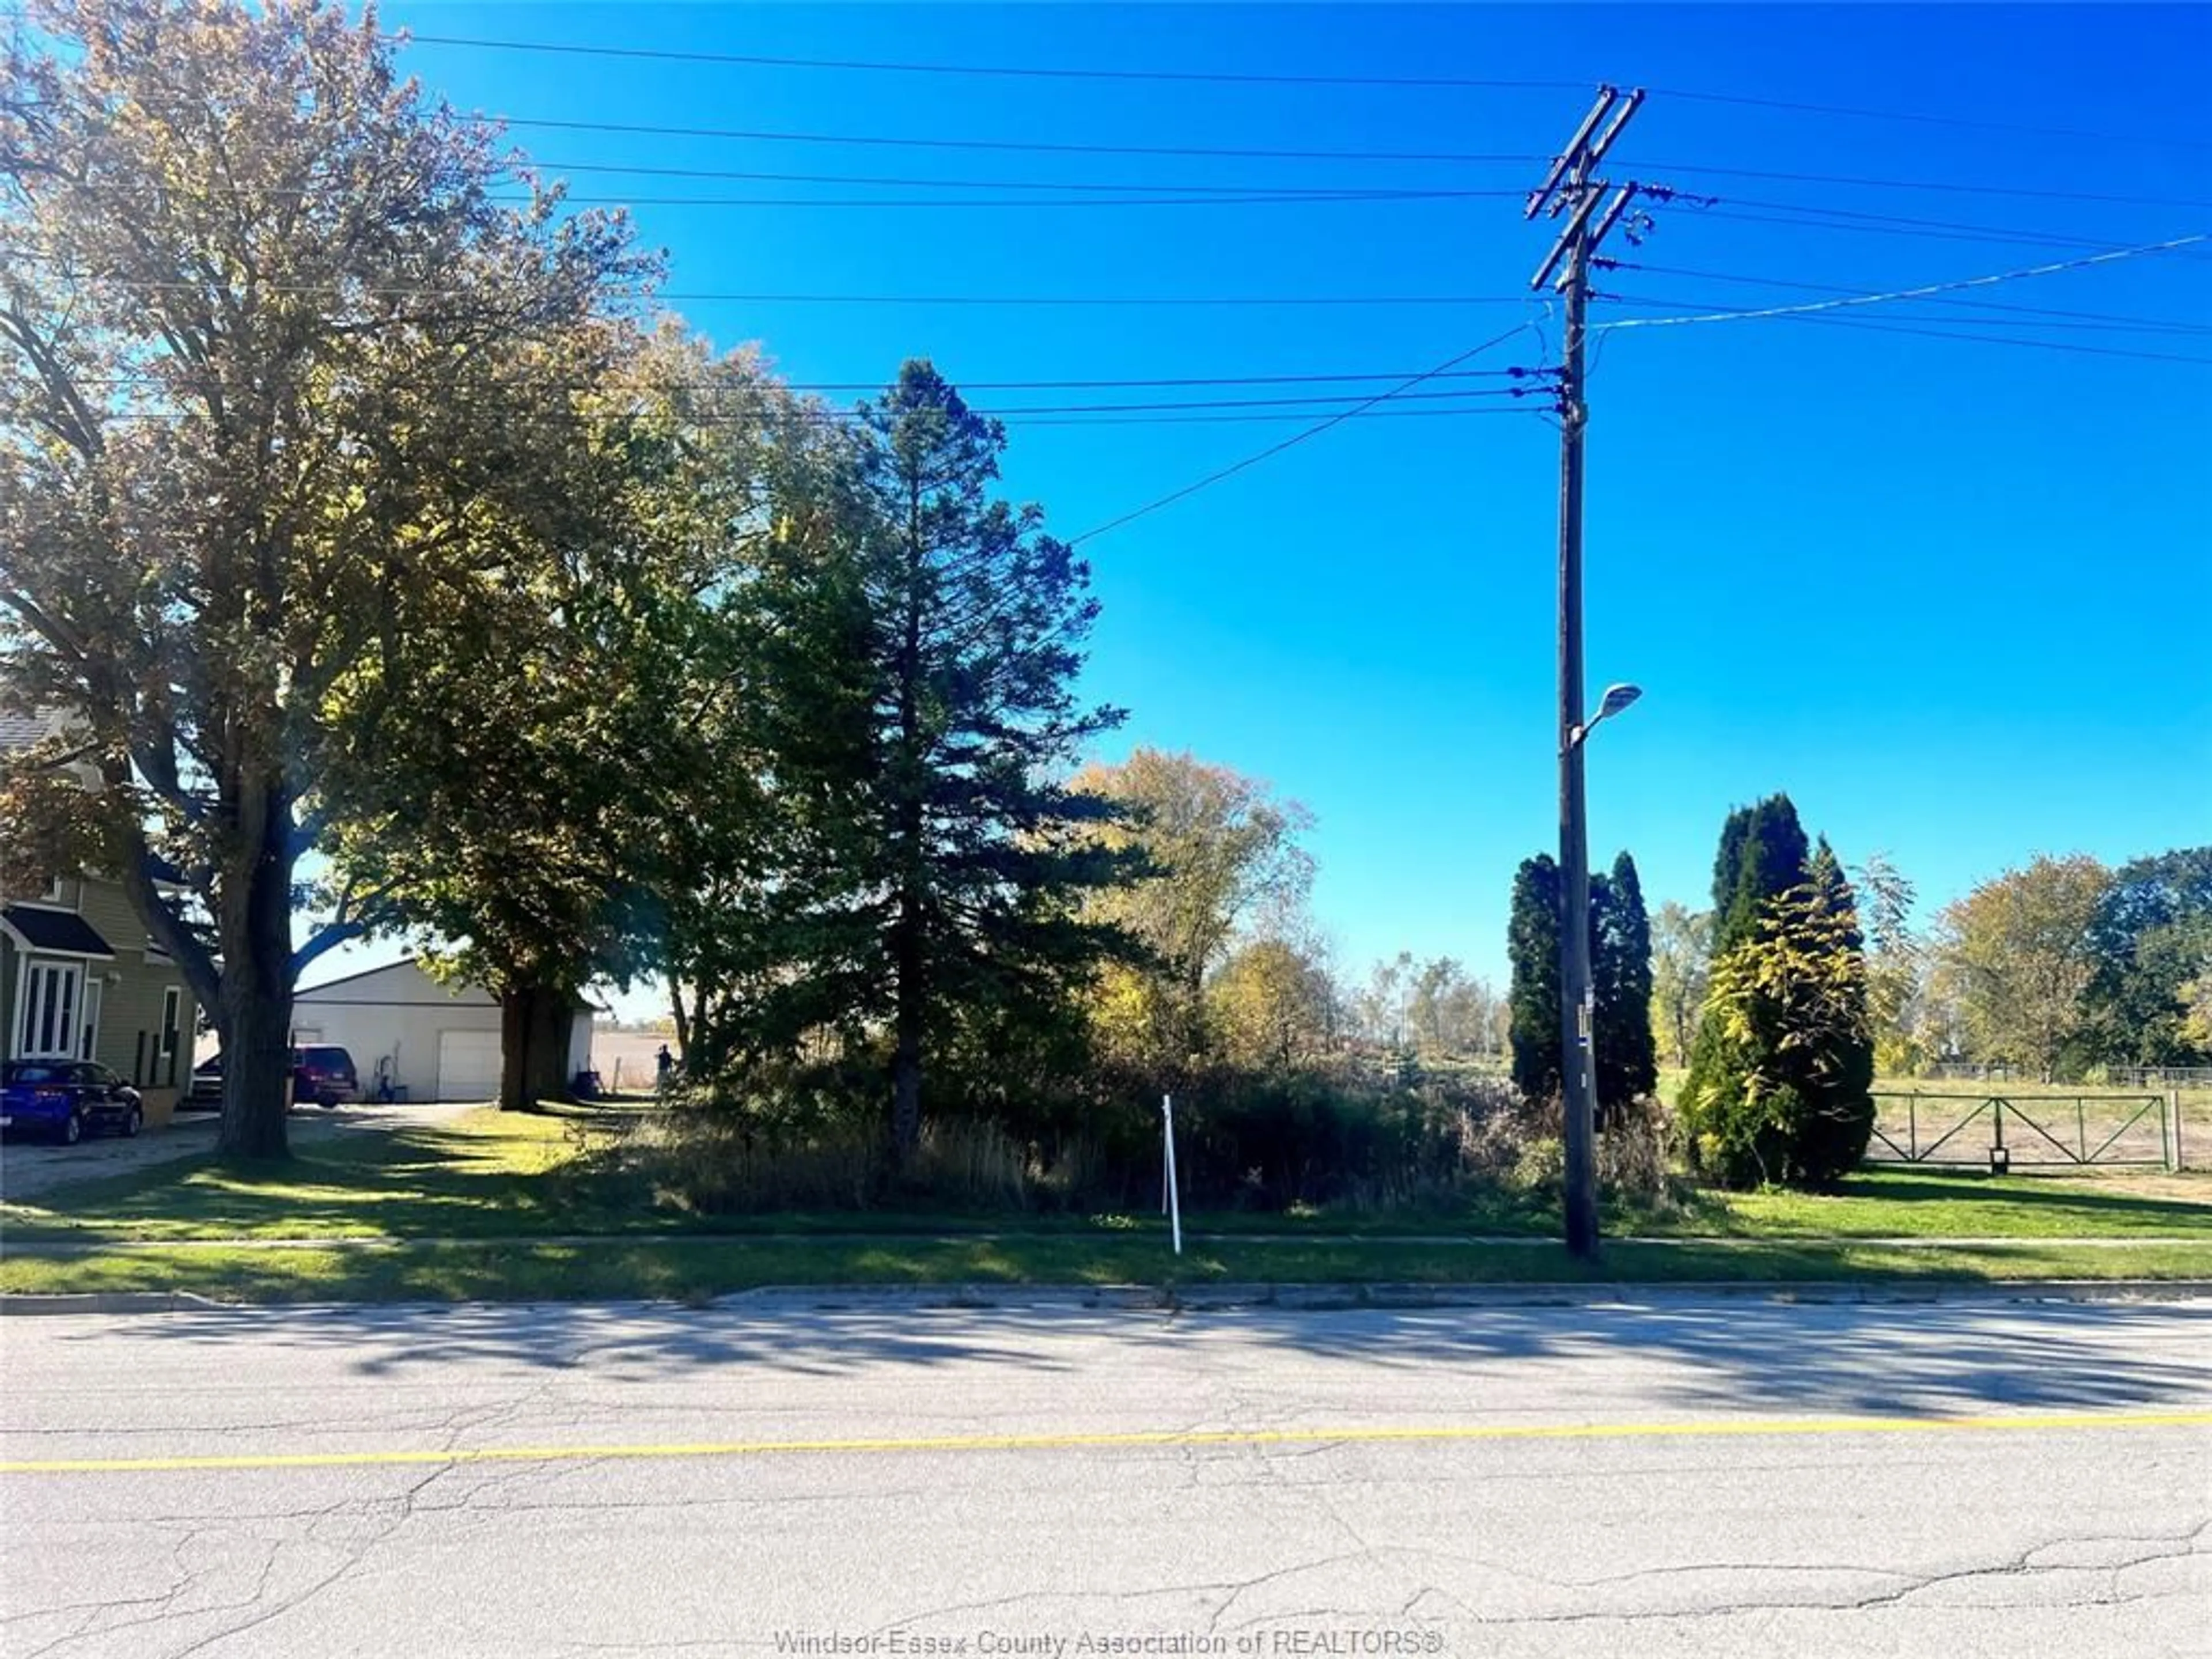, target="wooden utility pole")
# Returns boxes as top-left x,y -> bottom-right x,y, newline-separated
1527,88 -> 1644,1260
